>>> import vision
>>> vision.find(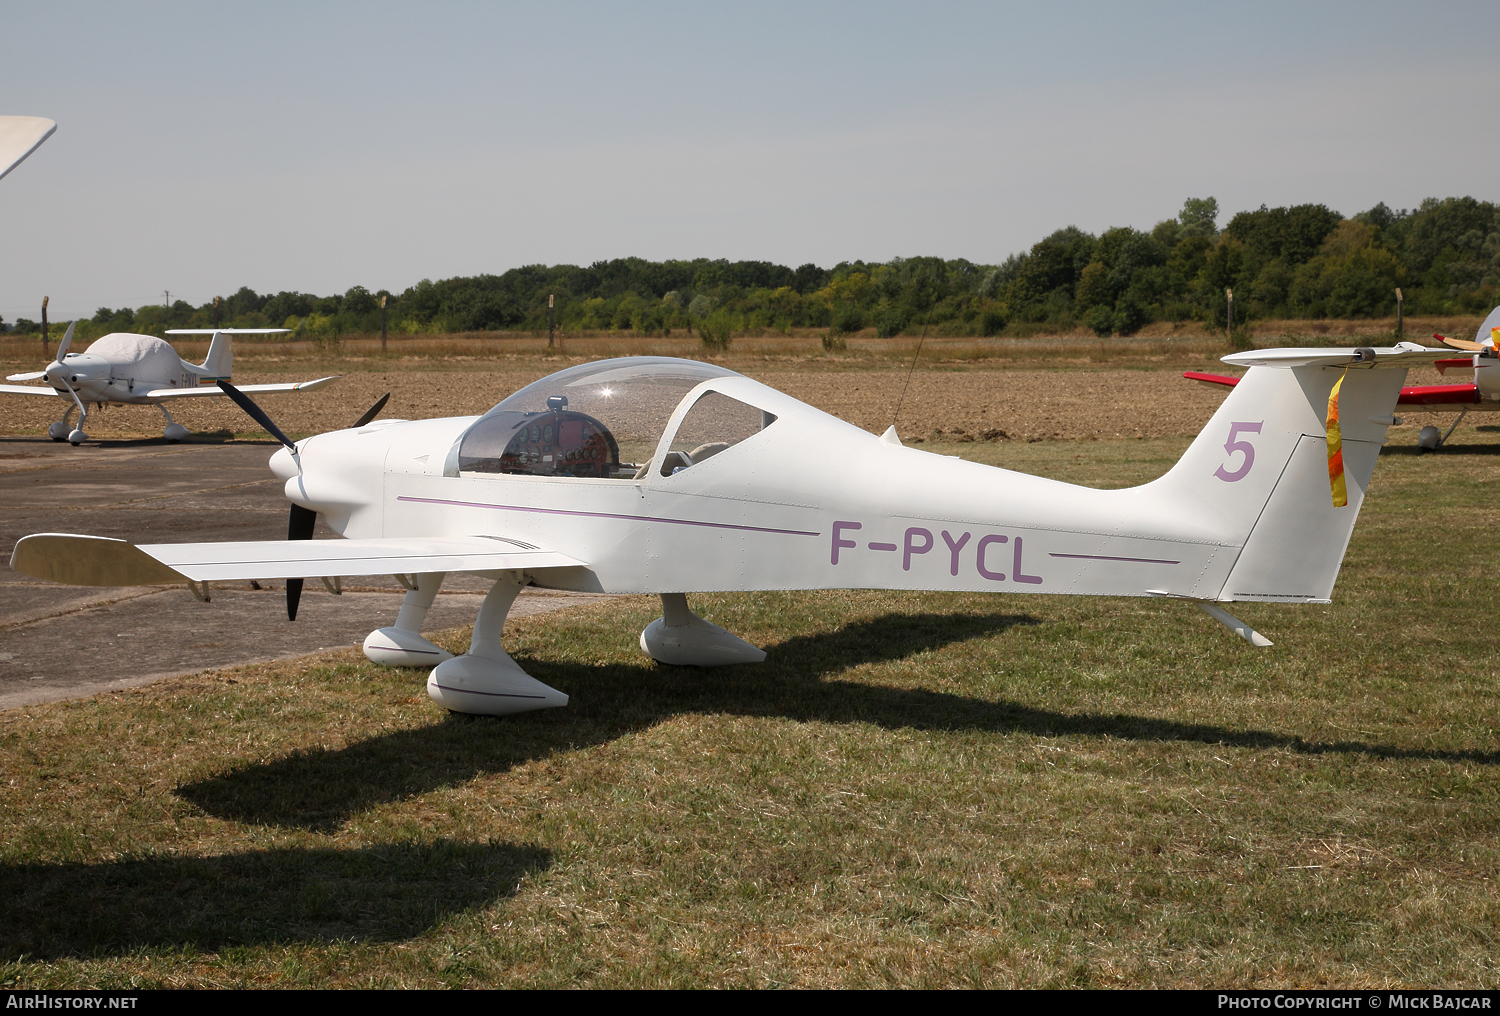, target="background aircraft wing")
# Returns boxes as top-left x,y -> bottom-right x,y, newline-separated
145,376 -> 339,399
0,116 -> 56,180
0,384 -> 60,397
1183,371 -> 1238,389
12,533 -> 585,586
